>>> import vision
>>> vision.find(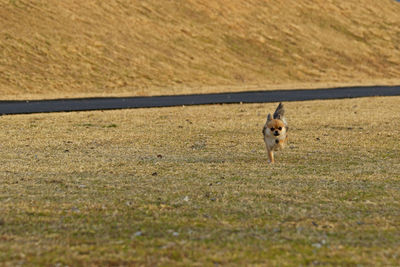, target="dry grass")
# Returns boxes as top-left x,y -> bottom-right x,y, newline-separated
1,0 -> 400,99
0,96 -> 399,265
